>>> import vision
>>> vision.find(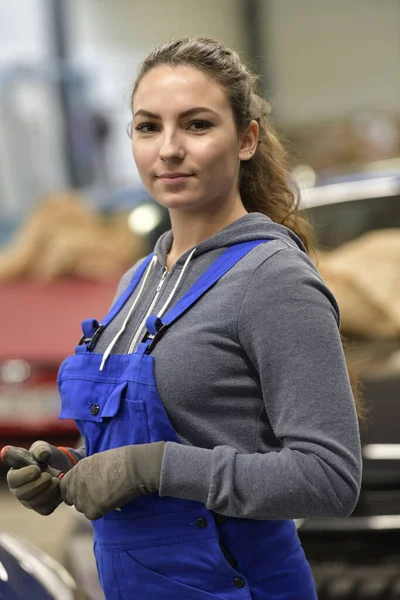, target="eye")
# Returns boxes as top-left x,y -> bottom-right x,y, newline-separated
134,122 -> 159,133
187,120 -> 213,132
